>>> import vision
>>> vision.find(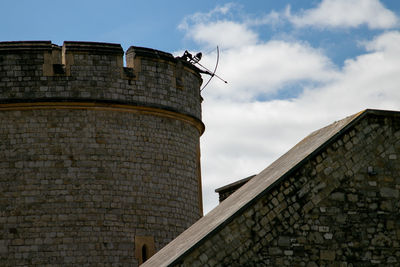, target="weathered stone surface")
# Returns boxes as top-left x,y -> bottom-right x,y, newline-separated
0,41 -> 203,266
147,111 -> 400,266
320,250 -> 335,261
380,187 -> 399,198
0,42 -> 202,120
